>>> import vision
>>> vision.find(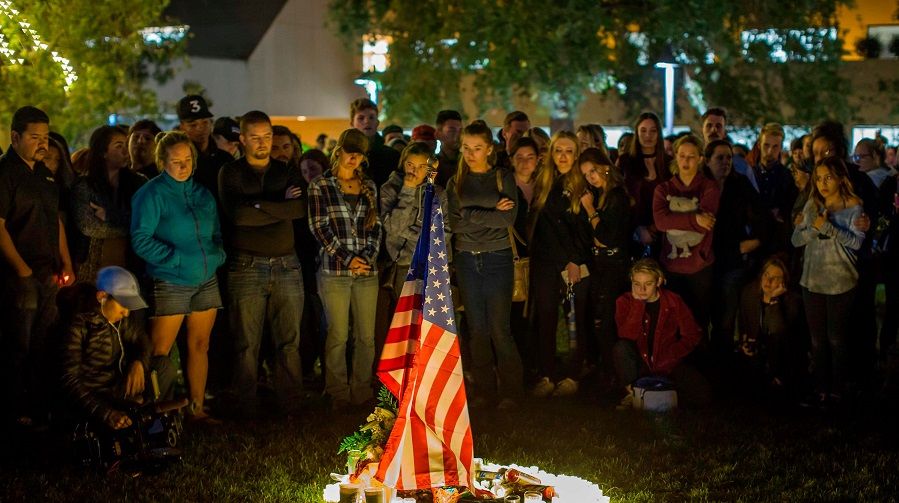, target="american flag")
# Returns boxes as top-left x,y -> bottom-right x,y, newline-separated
375,183 -> 474,490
